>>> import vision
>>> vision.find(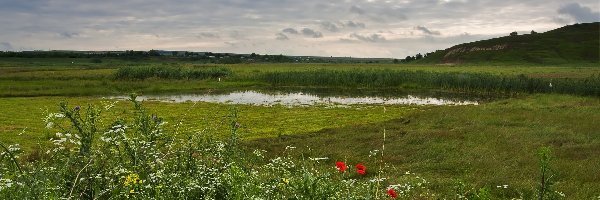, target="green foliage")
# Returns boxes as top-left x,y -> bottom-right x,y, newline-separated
419,22 -> 600,64
261,69 -> 600,96
114,66 -> 232,80
537,147 -> 564,200
0,97 -> 432,199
